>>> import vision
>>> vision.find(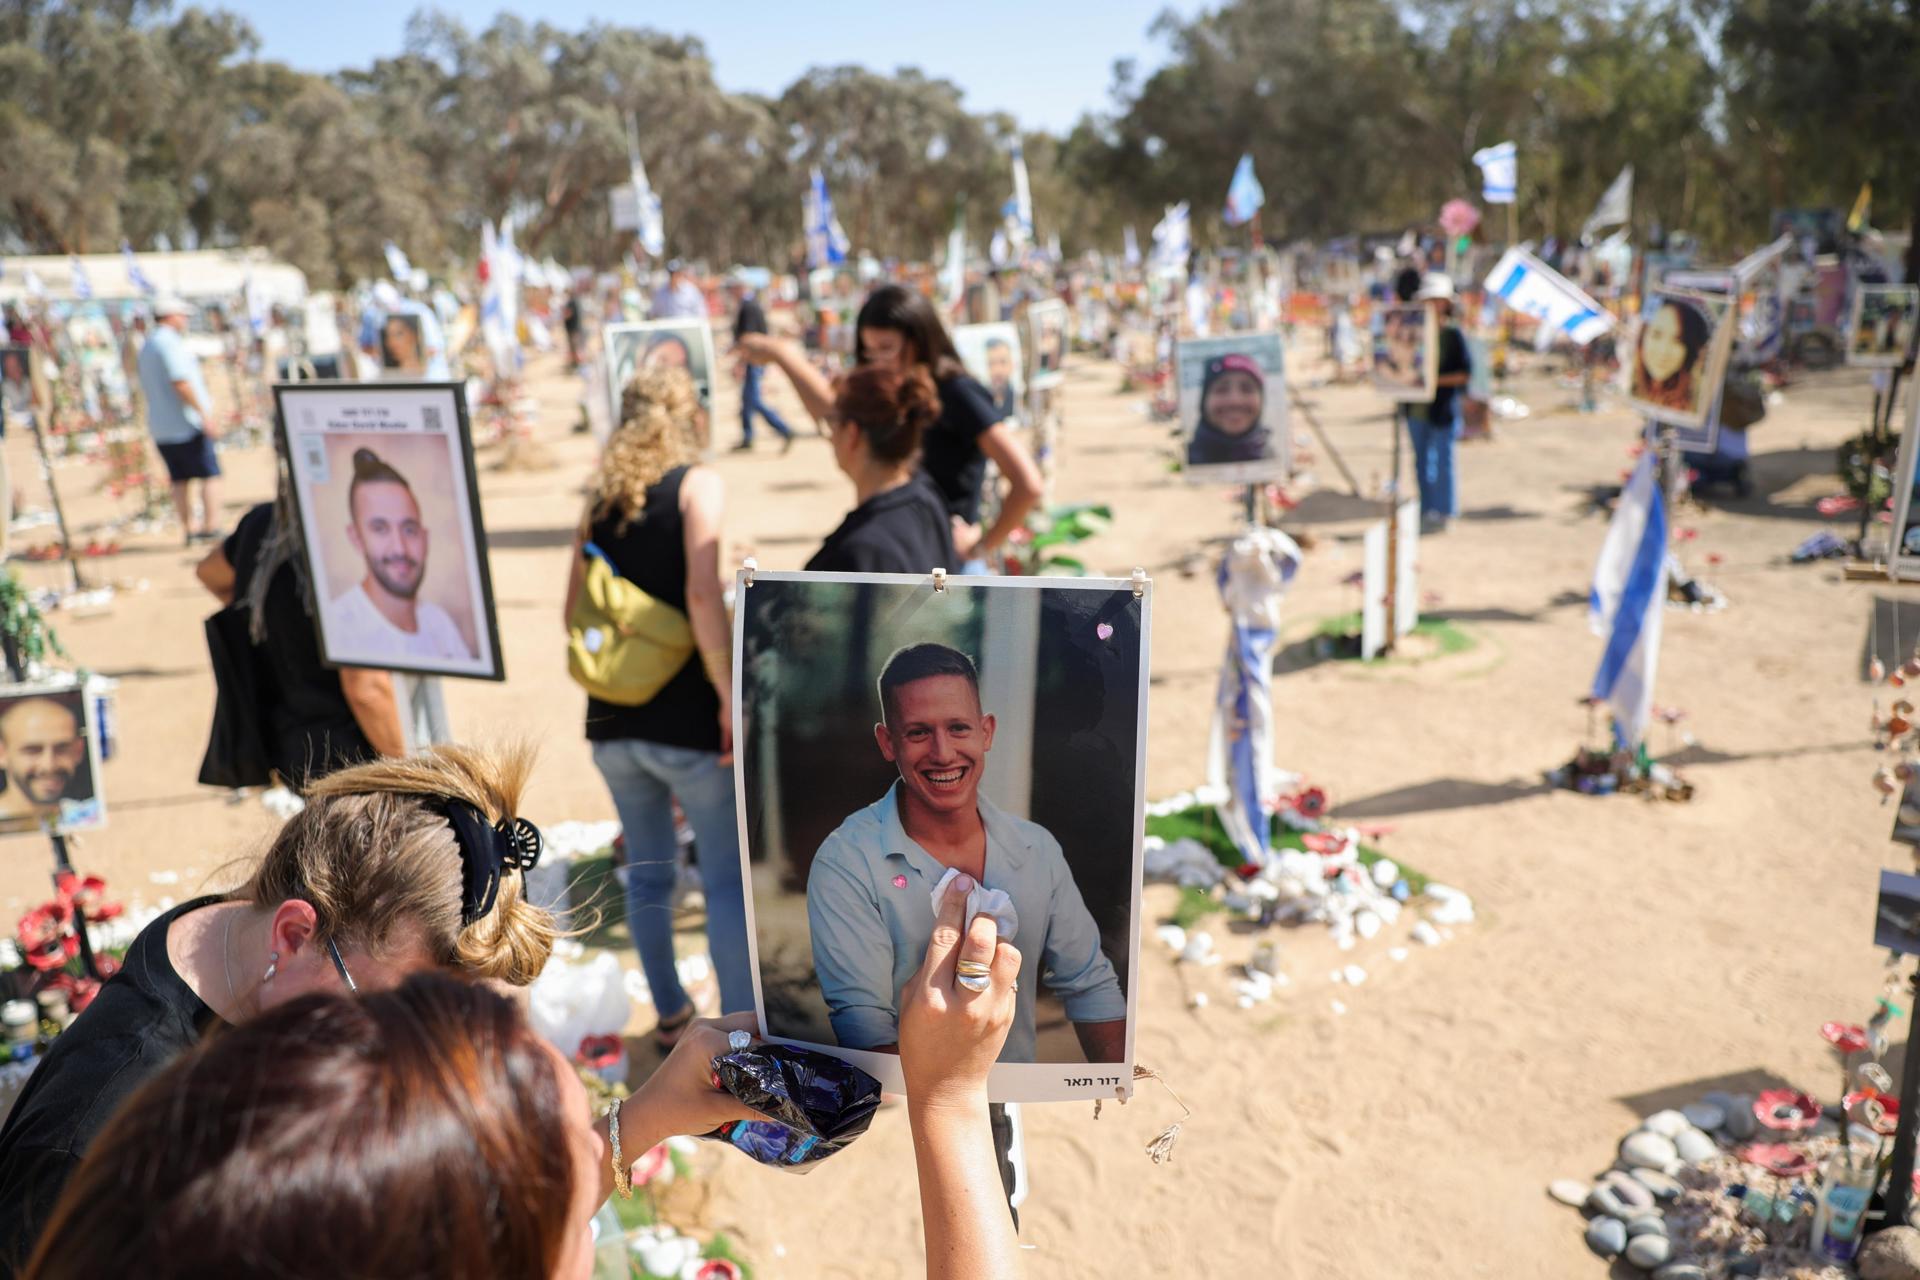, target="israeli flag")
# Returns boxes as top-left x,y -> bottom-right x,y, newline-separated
119,242 -> 156,296
1122,225 -> 1141,268
1483,248 -> 1613,347
1588,451 -> 1668,750
1151,202 -> 1190,275
804,167 -> 850,270
69,256 -> 92,301
1223,153 -> 1265,226
1208,527 -> 1303,866
1473,141 -> 1517,205
1003,141 -> 1034,248
1580,165 -> 1633,243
